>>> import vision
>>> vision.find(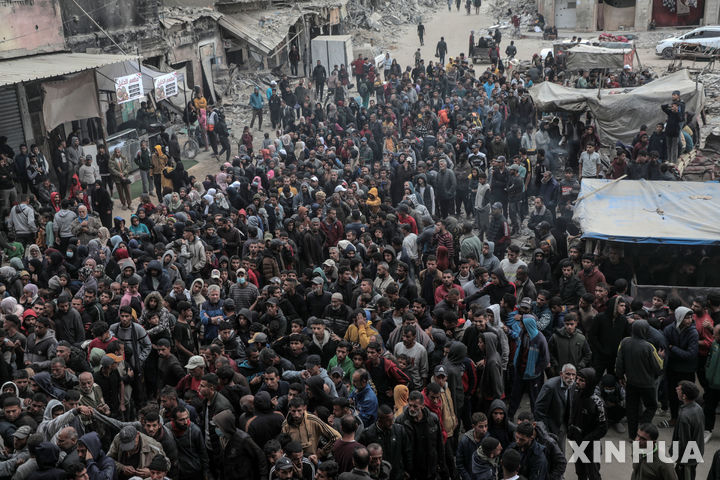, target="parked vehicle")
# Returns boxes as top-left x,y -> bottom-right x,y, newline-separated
655,26 -> 720,58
